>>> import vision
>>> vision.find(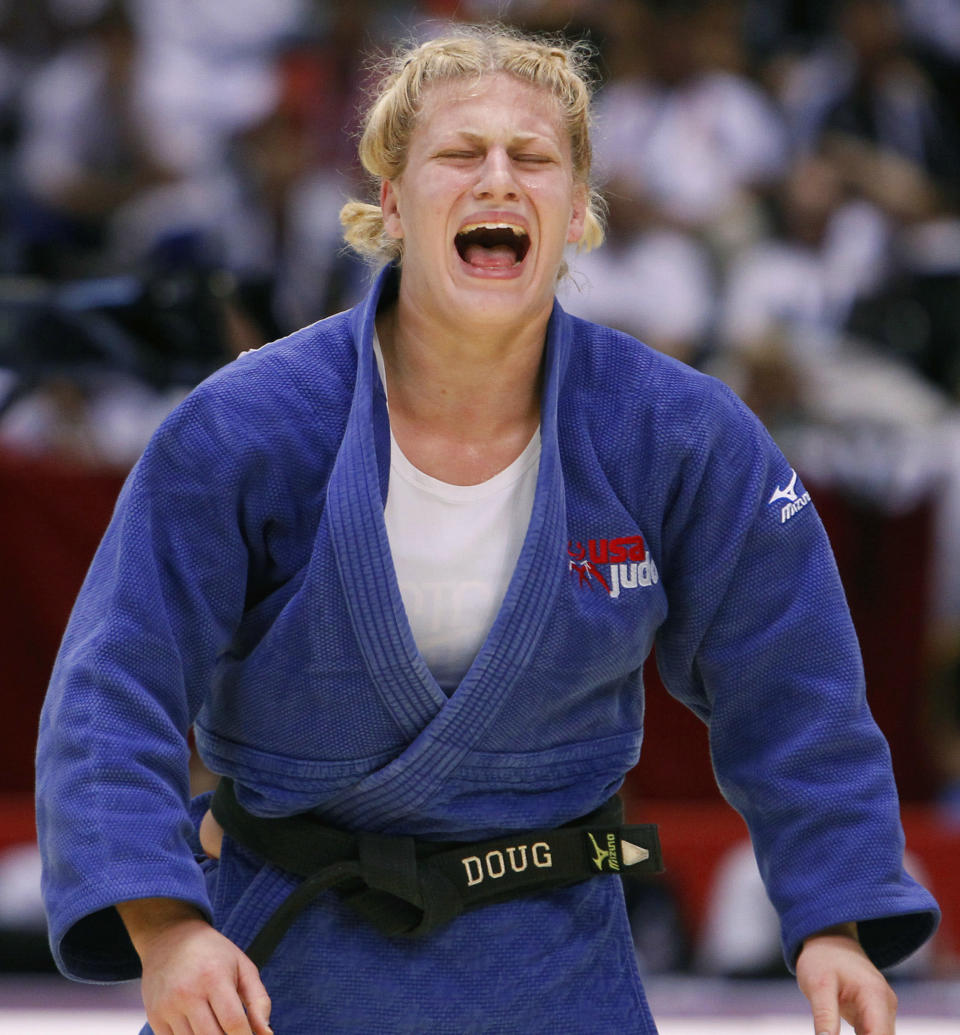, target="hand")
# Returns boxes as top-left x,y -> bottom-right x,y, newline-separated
117,898 -> 272,1035
796,922 -> 897,1035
